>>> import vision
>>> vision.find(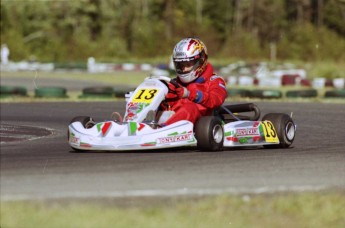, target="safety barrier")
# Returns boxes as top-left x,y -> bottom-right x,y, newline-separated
34,87 -> 68,98
0,86 -> 28,97
79,87 -> 114,98
250,90 -> 283,99
285,89 -> 318,98
324,90 -> 345,98
1,85 -> 344,99
227,76 -> 344,90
